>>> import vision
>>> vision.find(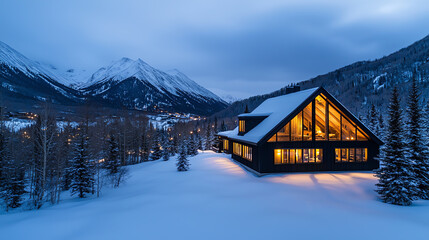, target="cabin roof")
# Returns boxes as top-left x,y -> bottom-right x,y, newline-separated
218,87 -> 319,144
